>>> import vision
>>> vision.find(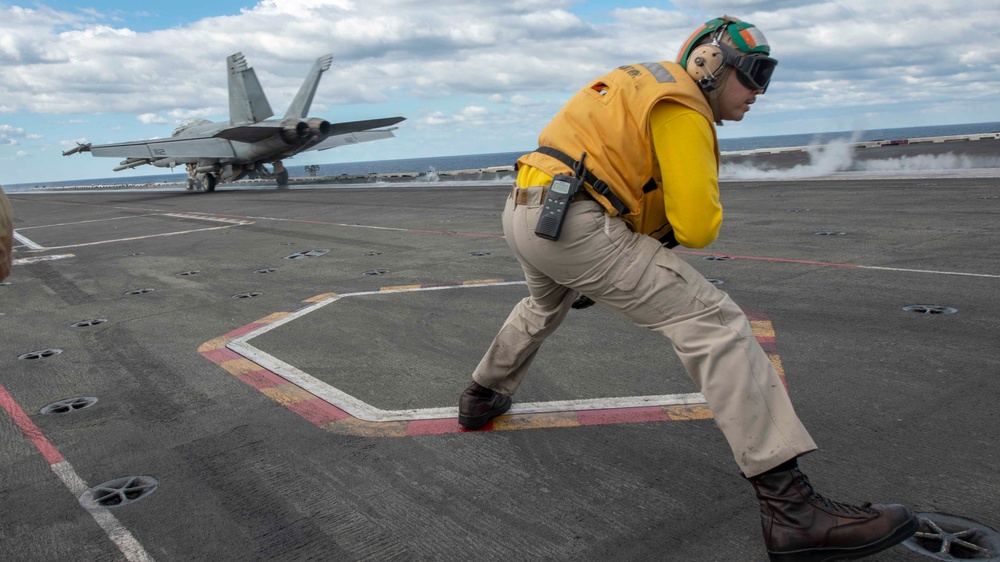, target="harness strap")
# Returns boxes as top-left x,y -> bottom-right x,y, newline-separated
531,147 -> 657,216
